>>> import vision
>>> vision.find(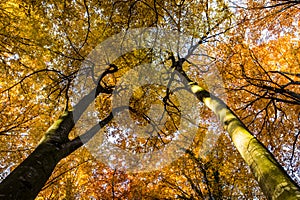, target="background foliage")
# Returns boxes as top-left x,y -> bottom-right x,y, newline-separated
0,0 -> 299,199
